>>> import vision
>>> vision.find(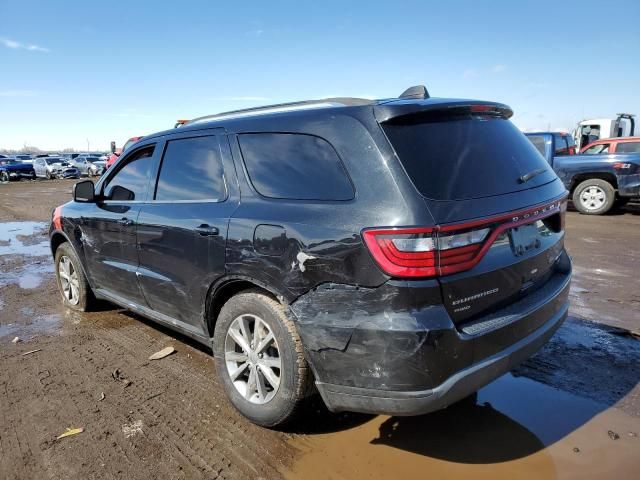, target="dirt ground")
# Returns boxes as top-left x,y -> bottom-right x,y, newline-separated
1,179 -> 639,479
